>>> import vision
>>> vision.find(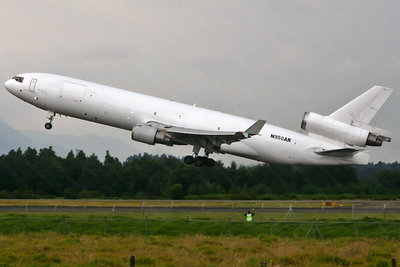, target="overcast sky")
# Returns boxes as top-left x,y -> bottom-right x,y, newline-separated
1,0 -> 399,163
